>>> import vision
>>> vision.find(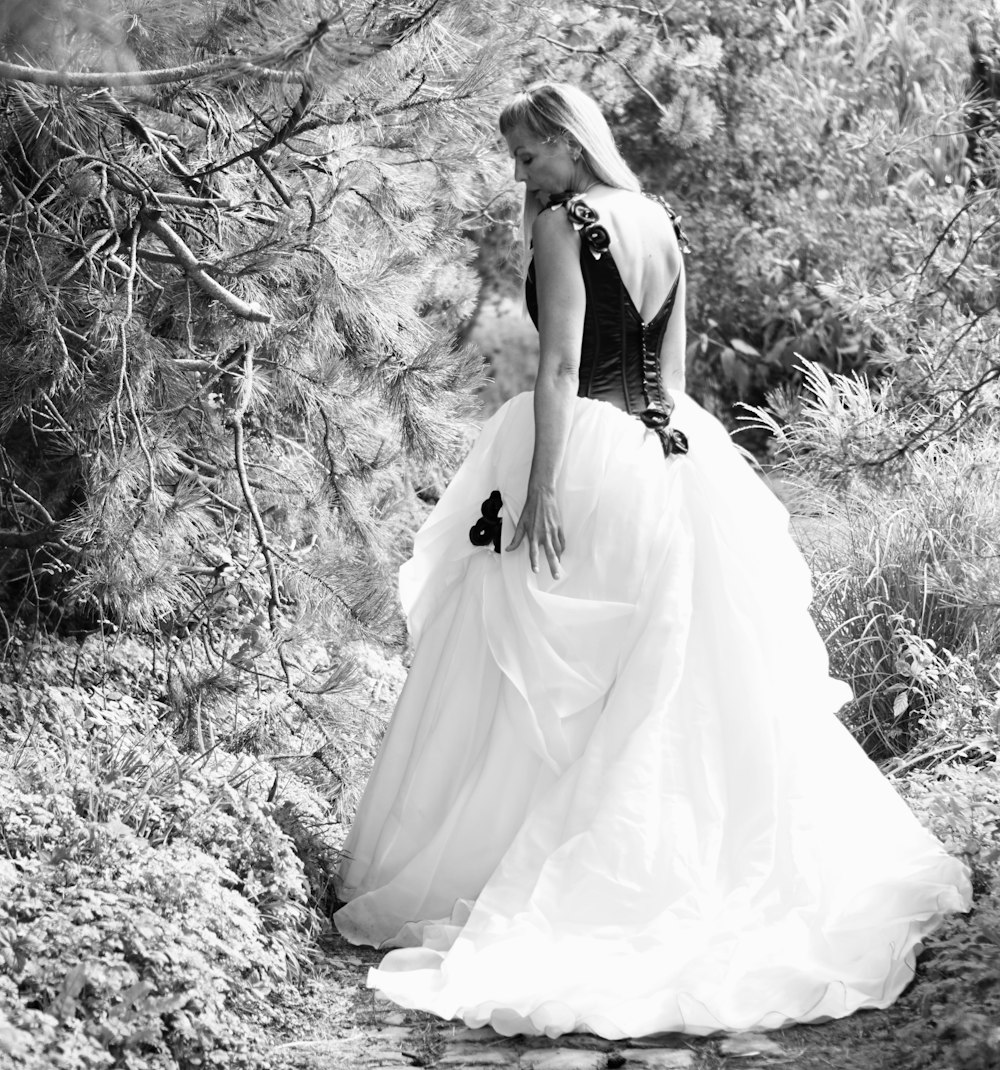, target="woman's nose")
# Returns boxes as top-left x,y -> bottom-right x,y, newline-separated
513,159 -> 526,183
